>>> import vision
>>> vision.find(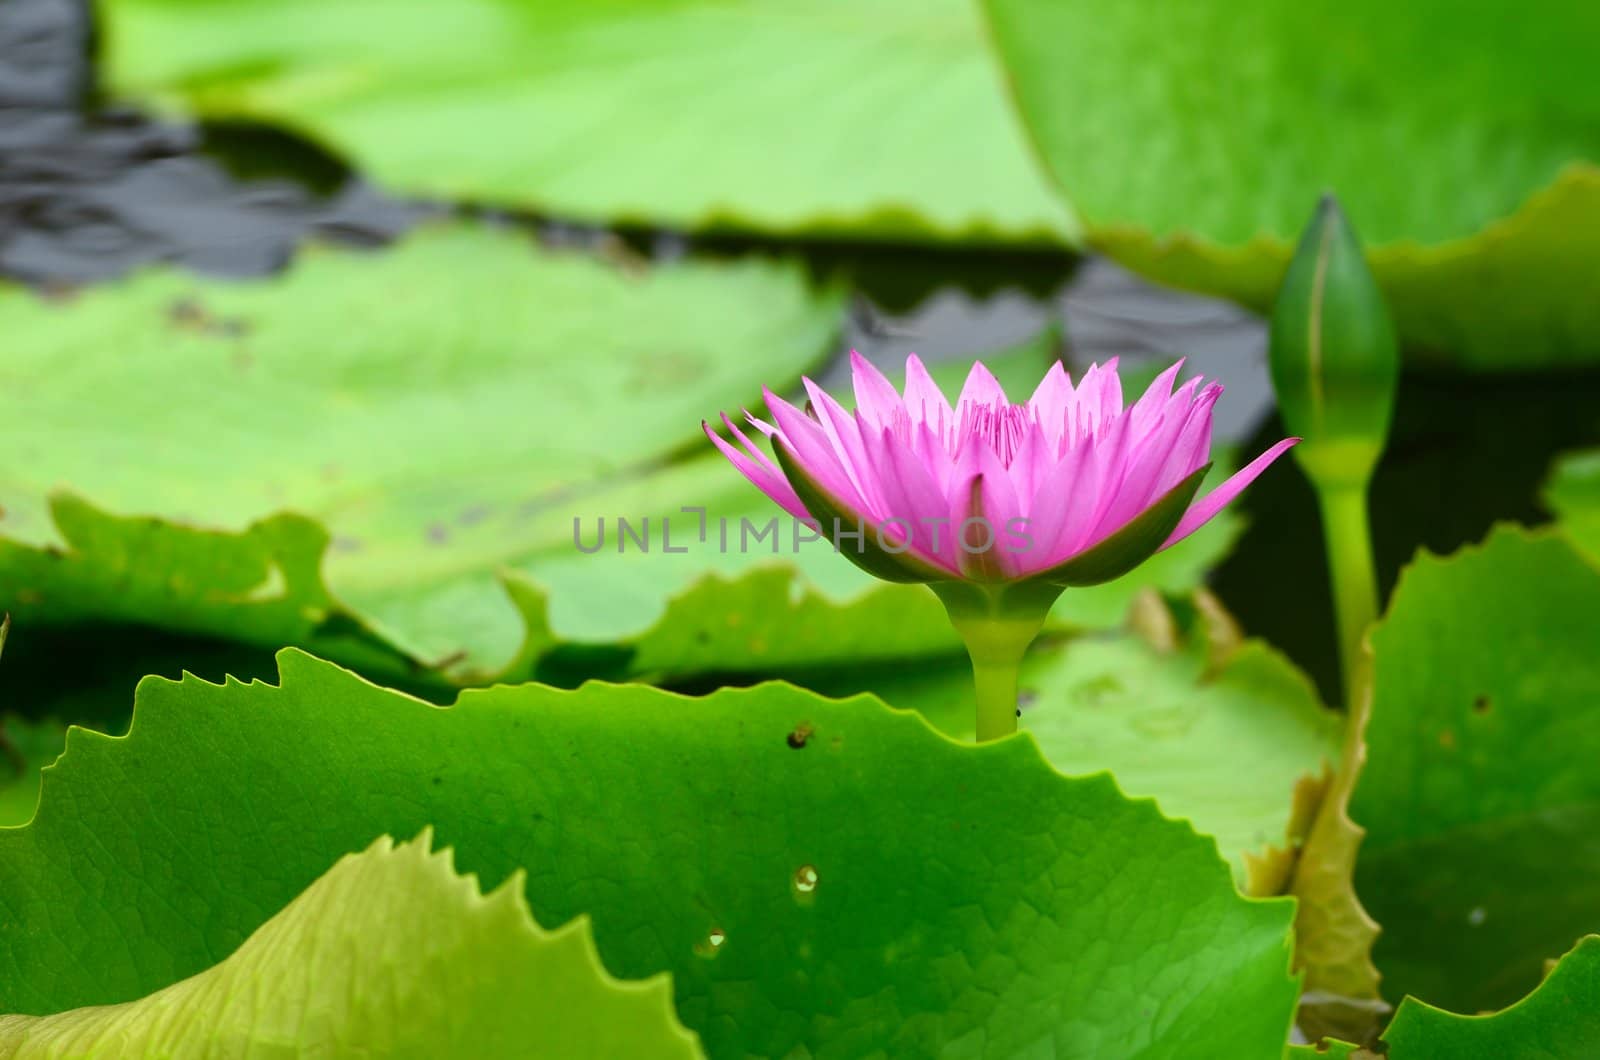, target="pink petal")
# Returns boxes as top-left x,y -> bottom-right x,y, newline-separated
903,354 -> 954,436
804,377 -> 885,512
1073,358 -> 1124,434
1028,360 -> 1074,412
1096,377 -> 1201,534
948,441 -> 1024,579
1029,361 -> 1075,451
1152,383 -> 1222,496
703,419 -> 809,521
849,350 -> 904,431
859,424 -> 962,573
956,360 -> 1007,410
721,412 -> 782,478
910,419 -> 957,495
1007,418 -> 1054,512
1163,438 -> 1301,548
764,388 -> 866,510
1128,360 -> 1185,436
1061,411 -> 1136,558
1018,433 -> 1093,572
